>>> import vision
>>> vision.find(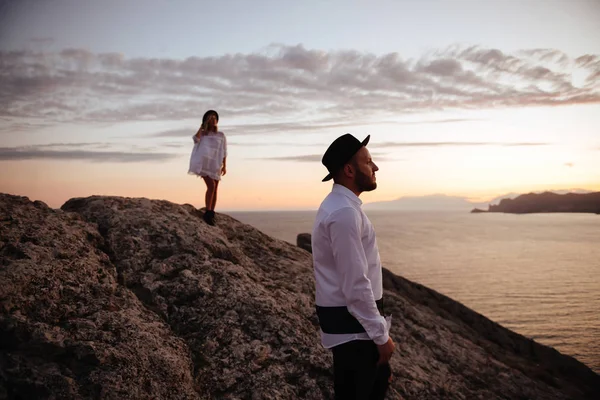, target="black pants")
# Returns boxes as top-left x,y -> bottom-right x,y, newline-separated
331,340 -> 391,400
